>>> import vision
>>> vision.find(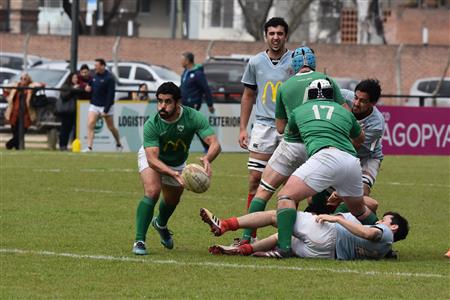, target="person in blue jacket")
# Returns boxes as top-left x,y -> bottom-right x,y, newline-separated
180,52 -> 215,151
82,58 -> 122,152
